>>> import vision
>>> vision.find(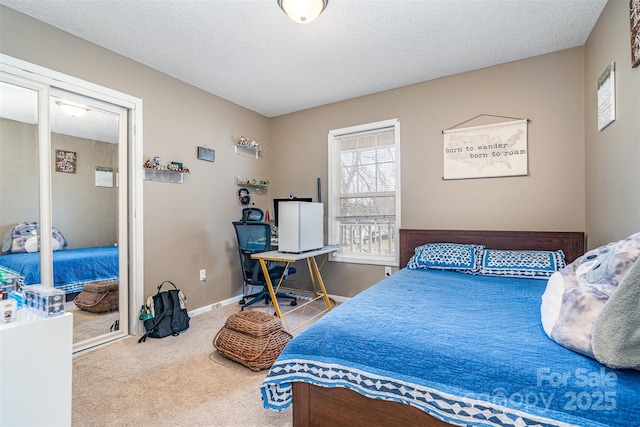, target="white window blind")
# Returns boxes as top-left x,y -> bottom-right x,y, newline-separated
328,119 -> 400,266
